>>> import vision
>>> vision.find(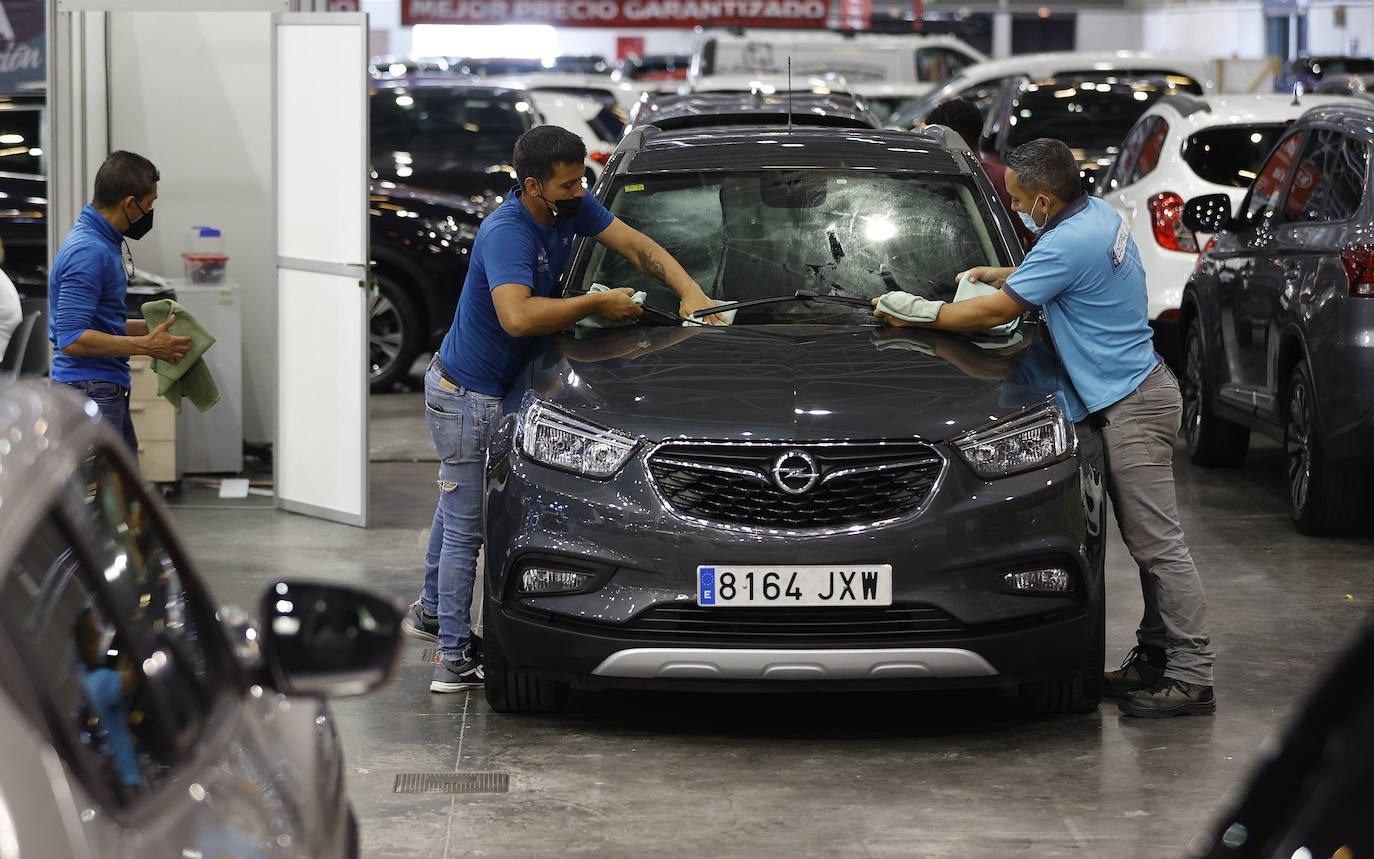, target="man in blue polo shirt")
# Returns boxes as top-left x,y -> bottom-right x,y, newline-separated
873,137 -> 1215,718
49,150 -> 190,453
403,125 -> 723,693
